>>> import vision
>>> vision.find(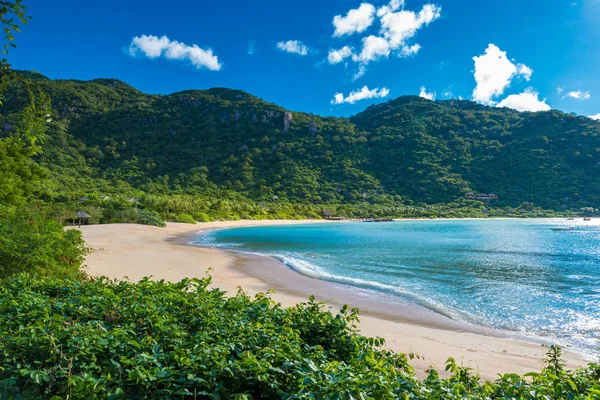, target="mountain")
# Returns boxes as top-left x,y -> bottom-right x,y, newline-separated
351,97 -> 600,208
2,72 -> 600,210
